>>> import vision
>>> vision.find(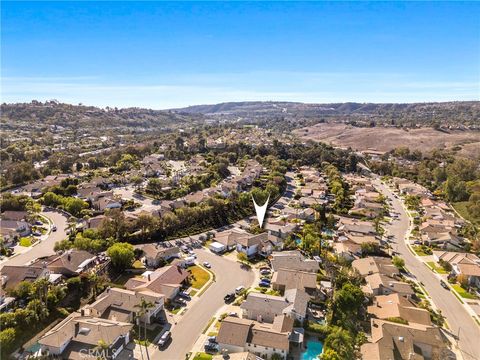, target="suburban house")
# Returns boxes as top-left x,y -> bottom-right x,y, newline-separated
240,289 -> 310,323
367,293 -> 432,326
141,244 -> 180,268
270,251 -> 319,273
421,230 -> 463,249
352,257 -> 399,278
32,249 -> 98,277
362,273 -> 415,298
236,233 -> 268,258
93,196 -> 122,212
125,265 -> 189,300
0,265 -> 50,292
216,315 -> 298,360
86,214 -> 106,229
433,251 -> 480,286
334,234 -> 380,258
1,210 -> 30,222
271,268 -> 317,295
215,229 -> 250,251
360,319 -> 453,360
84,287 -> 165,324
0,219 -> 31,243
38,312 -> 133,359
